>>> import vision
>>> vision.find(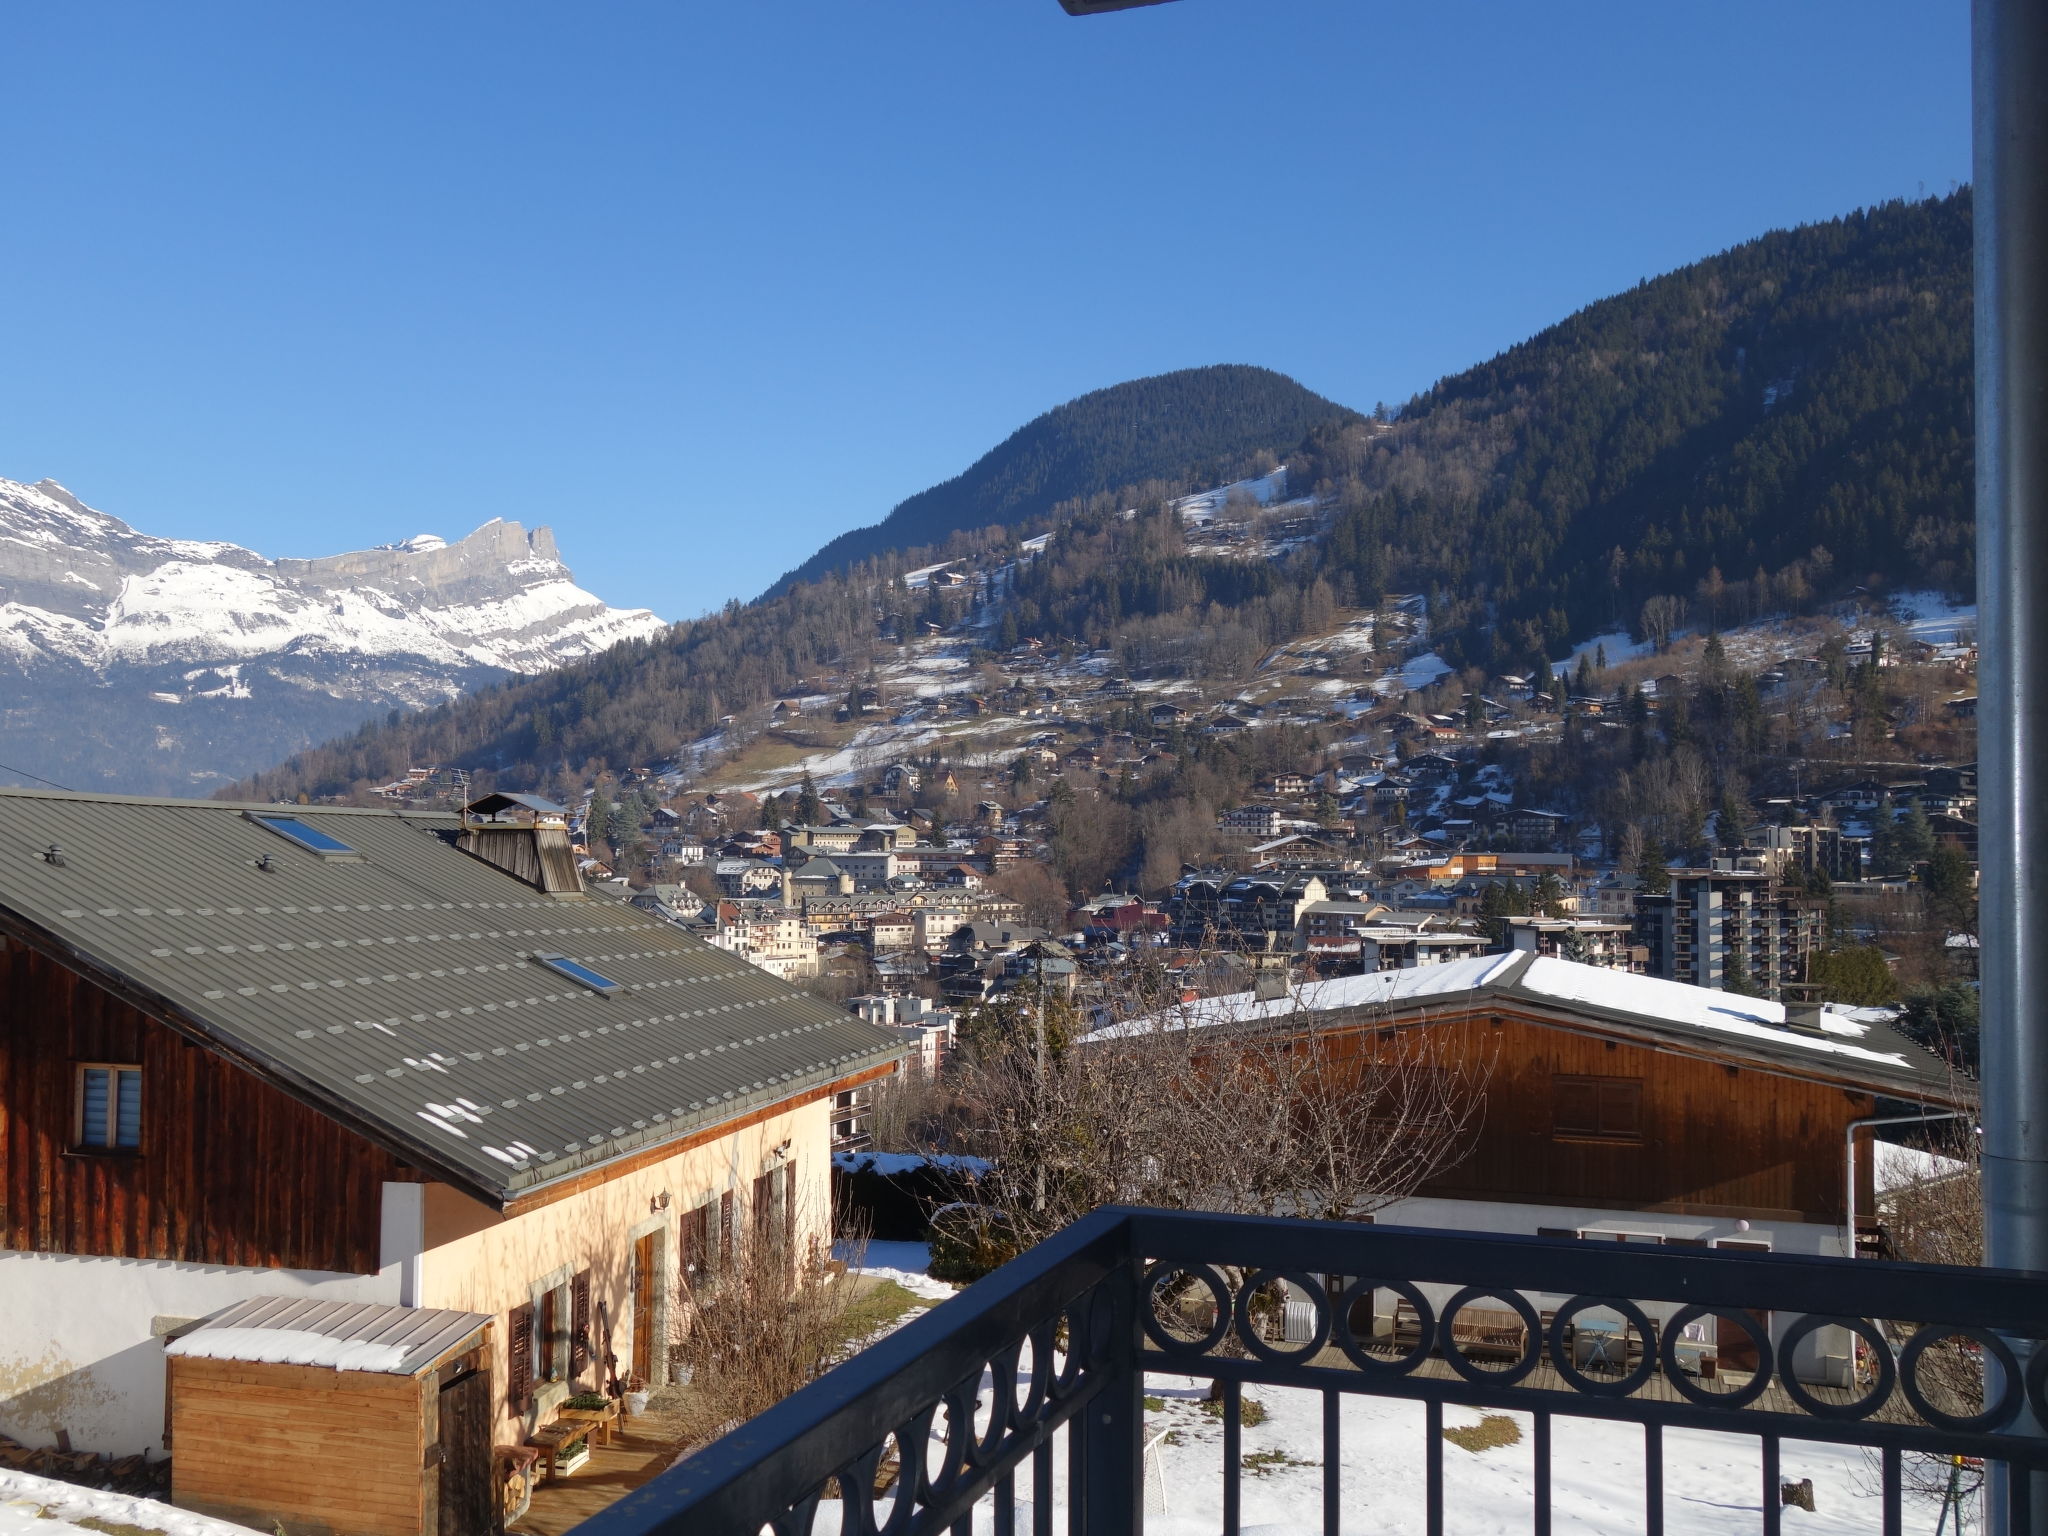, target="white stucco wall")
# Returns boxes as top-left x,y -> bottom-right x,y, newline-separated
416,1095 -> 836,1444
0,1247 -> 402,1454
